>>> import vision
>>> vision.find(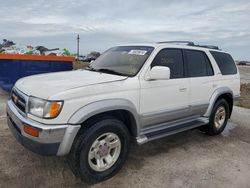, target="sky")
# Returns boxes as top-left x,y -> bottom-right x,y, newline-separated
0,0 -> 250,60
